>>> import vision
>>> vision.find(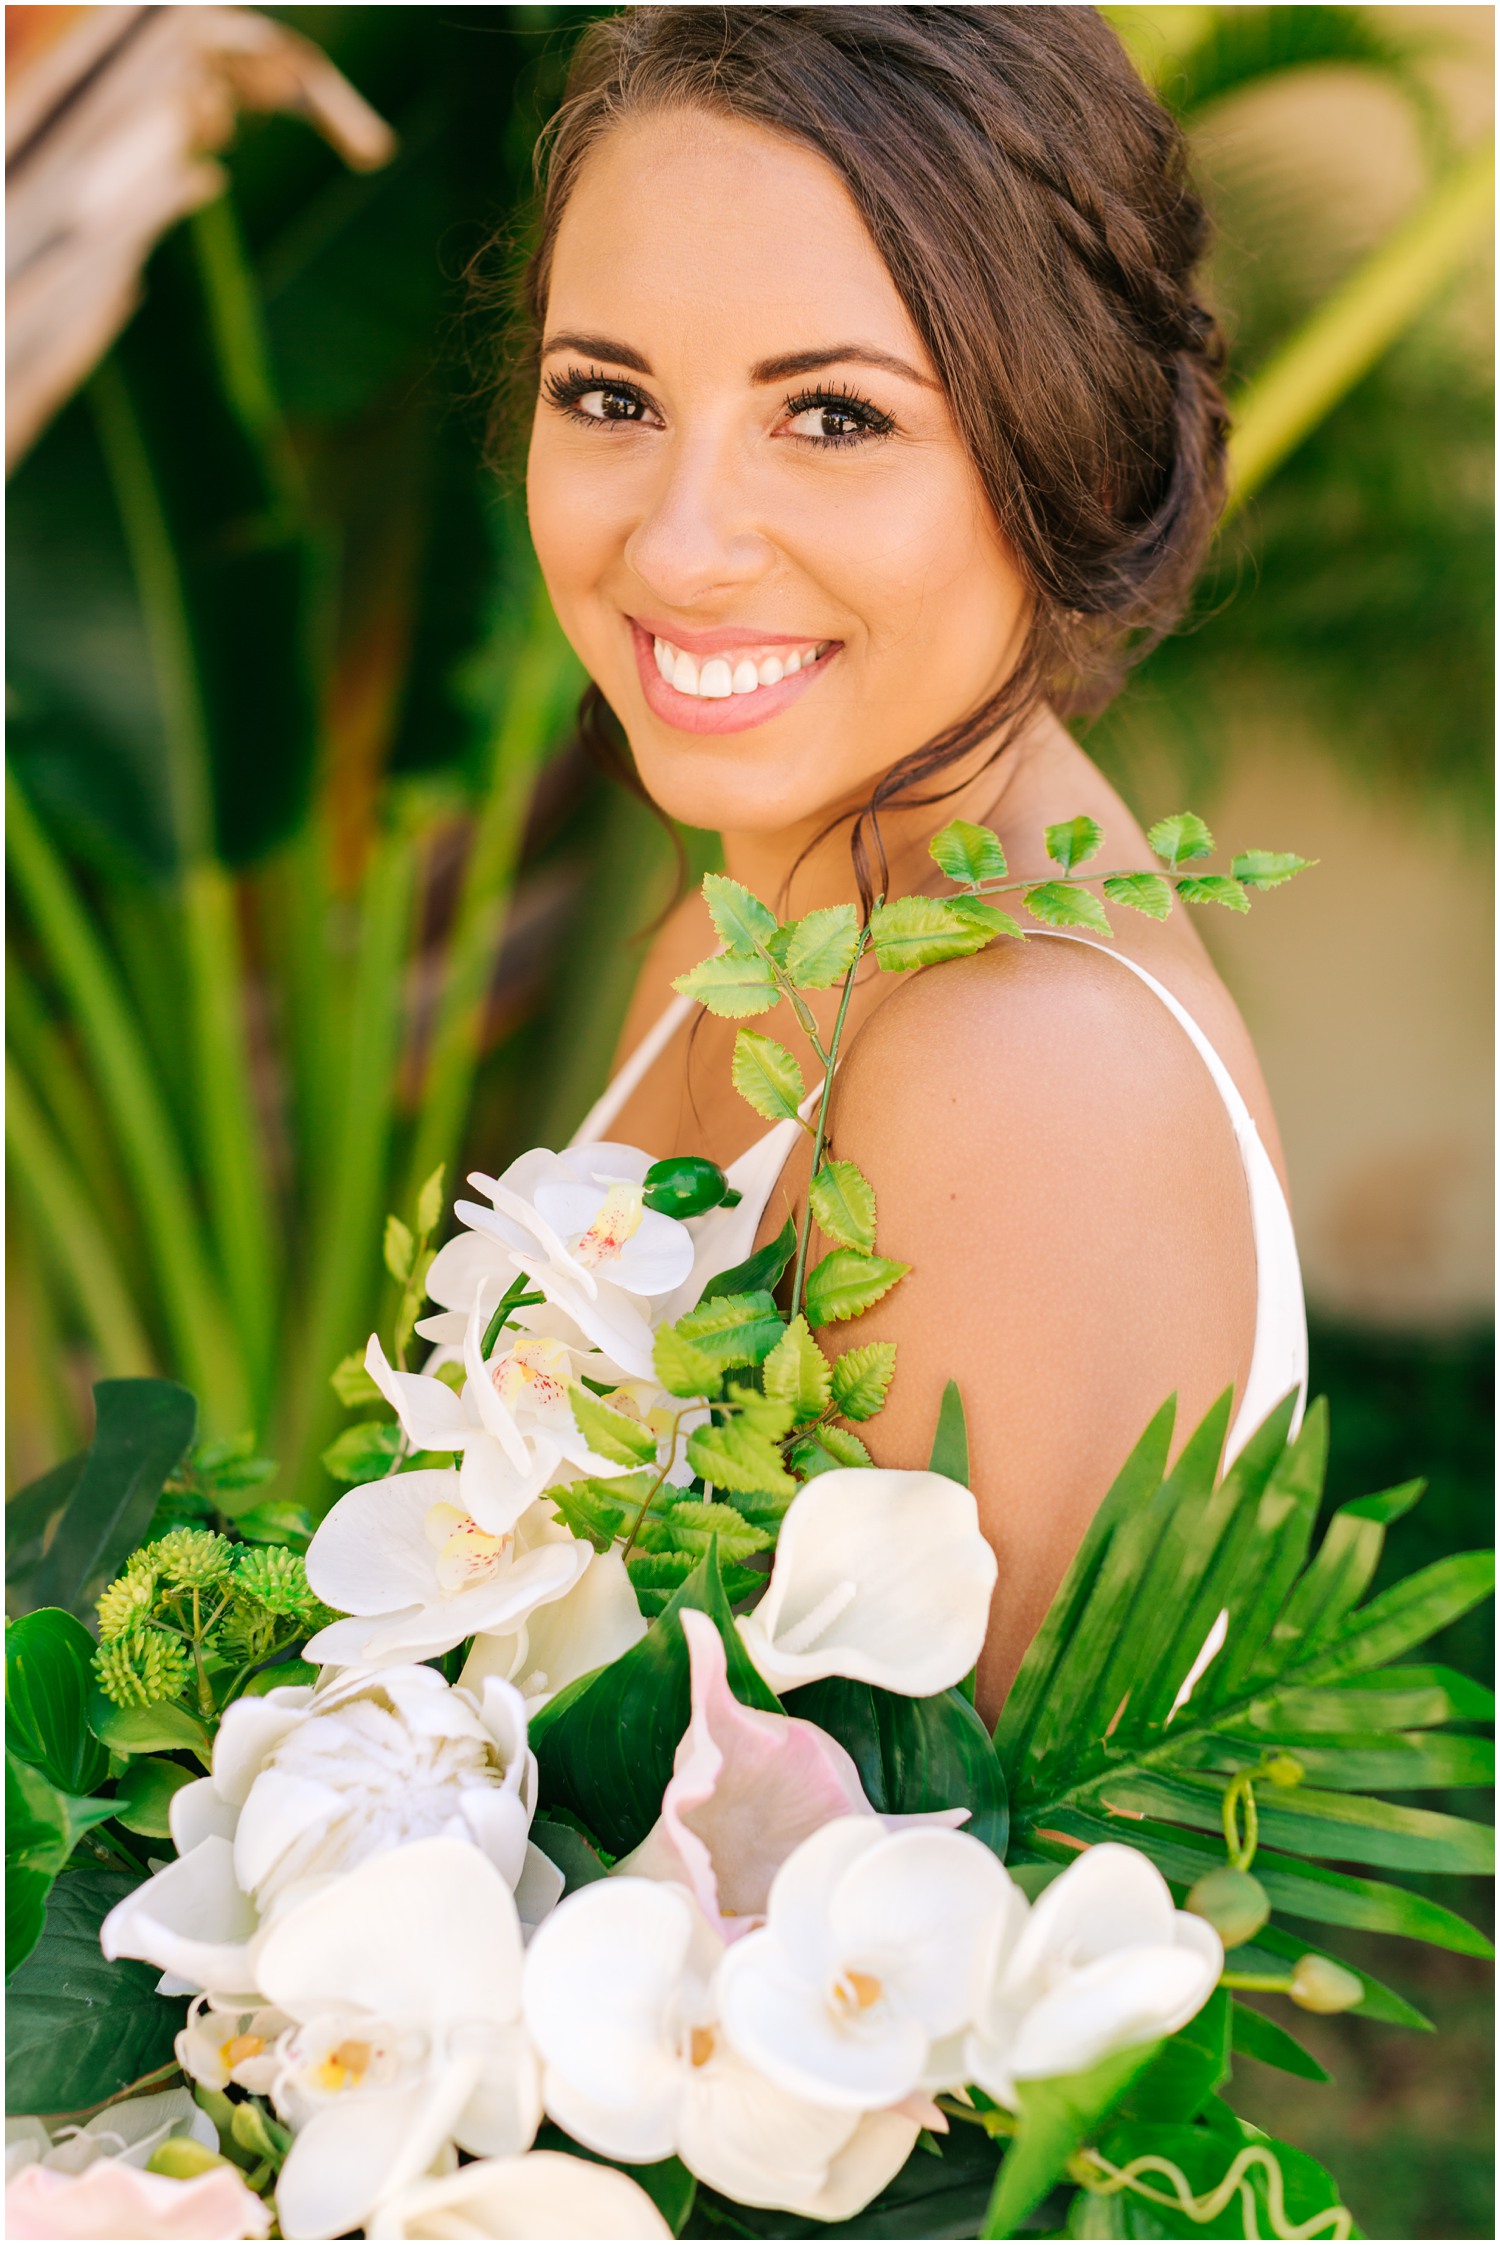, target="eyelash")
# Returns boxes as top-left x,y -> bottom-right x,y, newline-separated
541,366 -> 896,448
